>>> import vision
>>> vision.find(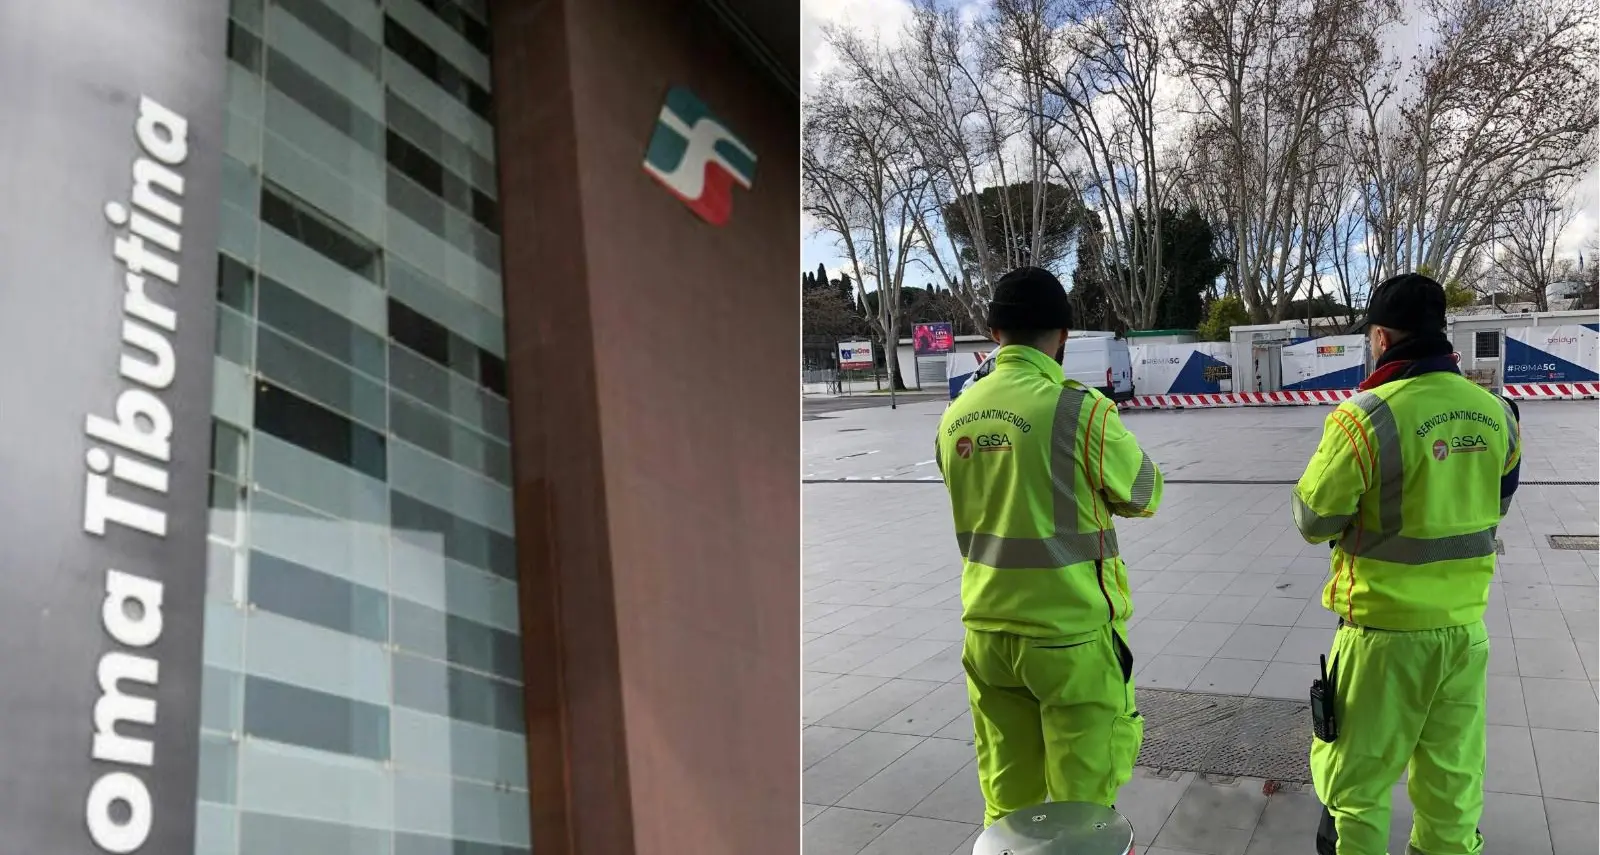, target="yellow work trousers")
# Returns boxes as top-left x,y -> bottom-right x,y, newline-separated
962,623 -> 1144,826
